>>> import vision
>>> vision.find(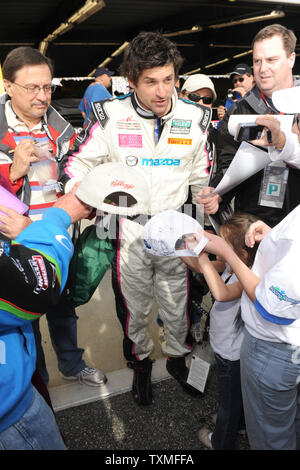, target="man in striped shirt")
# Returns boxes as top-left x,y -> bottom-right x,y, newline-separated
0,46 -> 106,388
